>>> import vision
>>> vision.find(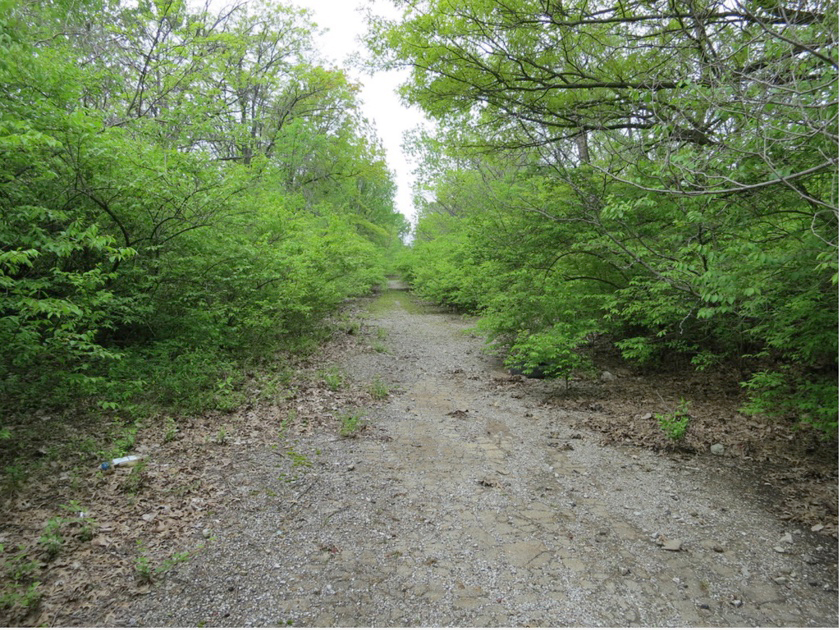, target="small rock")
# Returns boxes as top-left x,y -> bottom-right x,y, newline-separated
773,546 -> 786,553
773,576 -> 788,585
619,566 -> 631,576
779,532 -> 793,544
710,443 -> 725,456
347,464 -> 356,471
640,412 -> 652,421
697,602 -> 711,610
600,371 -> 617,382
662,539 -> 683,552
712,544 -> 724,553
811,523 -> 825,532
323,584 -> 336,596
730,600 -> 743,608
201,528 -> 212,539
